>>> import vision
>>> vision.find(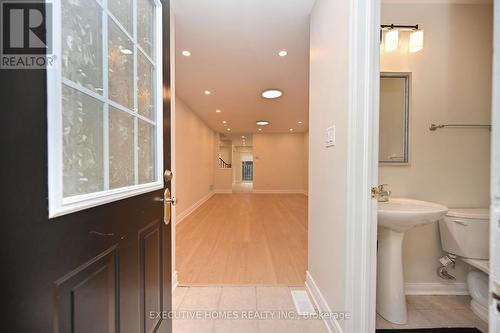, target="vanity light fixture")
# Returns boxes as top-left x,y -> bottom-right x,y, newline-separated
261,89 -> 282,99
384,29 -> 399,52
256,120 -> 270,126
380,24 -> 423,53
409,30 -> 424,53
181,50 -> 191,57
